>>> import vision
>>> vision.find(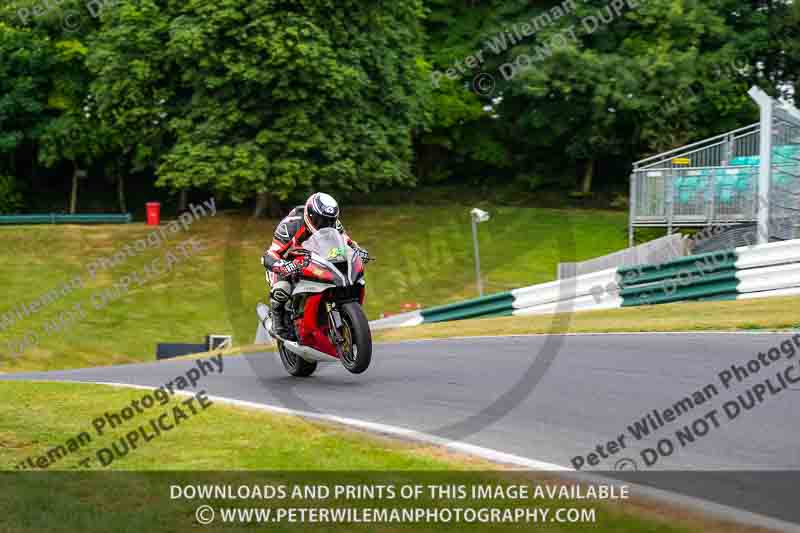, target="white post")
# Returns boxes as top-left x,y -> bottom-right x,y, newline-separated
471,217 -> 482,297
749,86 -> 773,245
470,208 -> 490,297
